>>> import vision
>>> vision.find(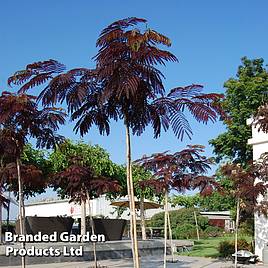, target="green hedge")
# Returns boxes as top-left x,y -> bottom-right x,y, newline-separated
218,239 -> 253,258
149,208 -> 224,239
